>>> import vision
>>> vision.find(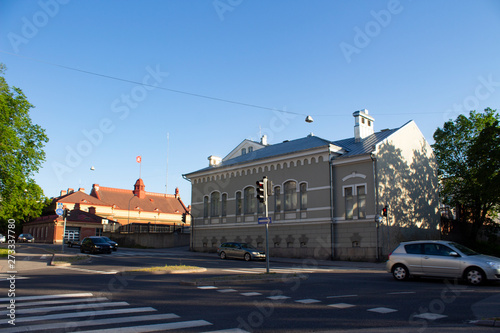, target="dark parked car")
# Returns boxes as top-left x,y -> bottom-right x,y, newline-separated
386,240 -> 500,285
100,236 -> 118,251
18,233 -> 34,243
217,242 -> 266,261
80,237 -> 112,254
